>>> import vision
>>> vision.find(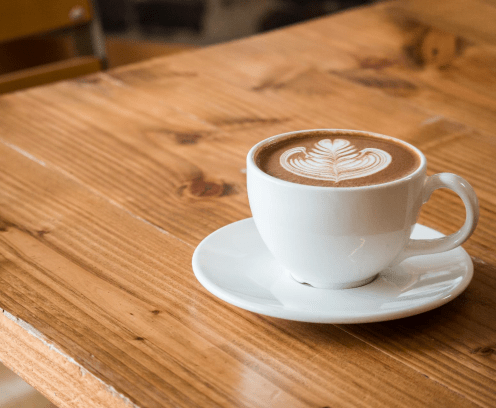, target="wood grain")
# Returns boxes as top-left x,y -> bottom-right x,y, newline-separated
0,56 -> 101,94
395,0 -> 496,45
0,1 -> 495,407
0,144 -> 479,407
0,311 -> 132,408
